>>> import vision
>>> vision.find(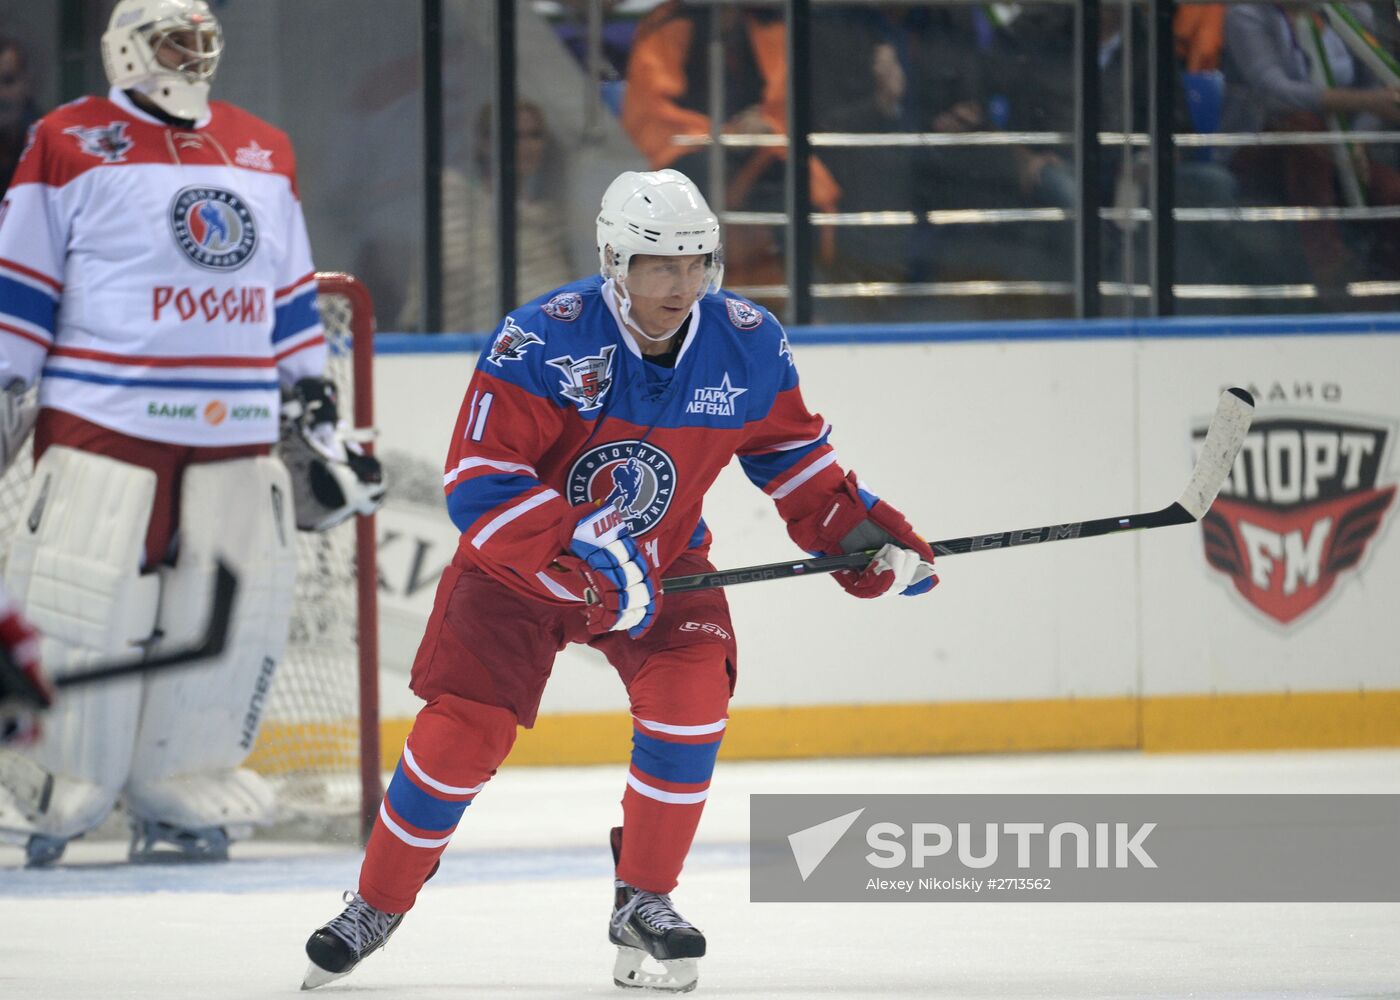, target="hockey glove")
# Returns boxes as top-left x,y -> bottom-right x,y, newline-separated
788,471 -> 938,599
279,377 -> 387,531
0,378 -> 36,475
0,603 -> 50,746
547,503 -> 659,638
